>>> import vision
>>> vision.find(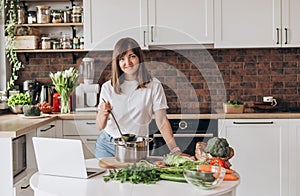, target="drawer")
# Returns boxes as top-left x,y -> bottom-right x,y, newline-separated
37,122 -> 56,138
63,120 -> 99,135
63,135 -> 98,159
14,176 -> 34,196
